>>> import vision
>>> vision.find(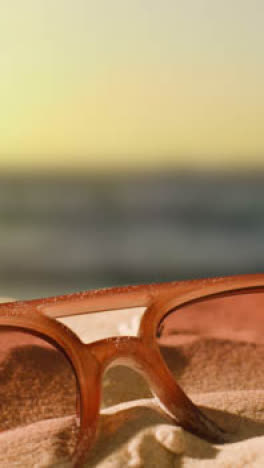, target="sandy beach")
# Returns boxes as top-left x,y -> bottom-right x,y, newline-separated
1,296 -> 264,467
